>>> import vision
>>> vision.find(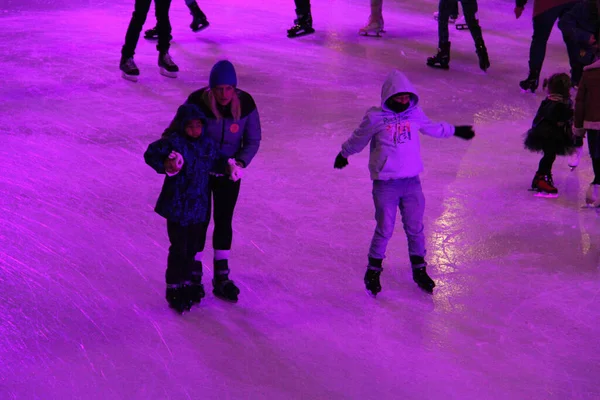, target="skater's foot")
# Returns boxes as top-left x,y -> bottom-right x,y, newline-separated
364,257 -> 383,297
287,14 -> 315,38
166,284 -> 186,314
520,70 -> 540,93
531,173 -> 558,198
359,17 -> 384,37
475,42 -> 490,72
586,184 -> 600,206
144,26 -> 158,40
427,42 -> 451,70
189,3 -> 209,32
212,260 -> 239,302
190,261 -> 206,304
412,266 -> 435,293
158,52 -> 178,78
120,57 -> 139,82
